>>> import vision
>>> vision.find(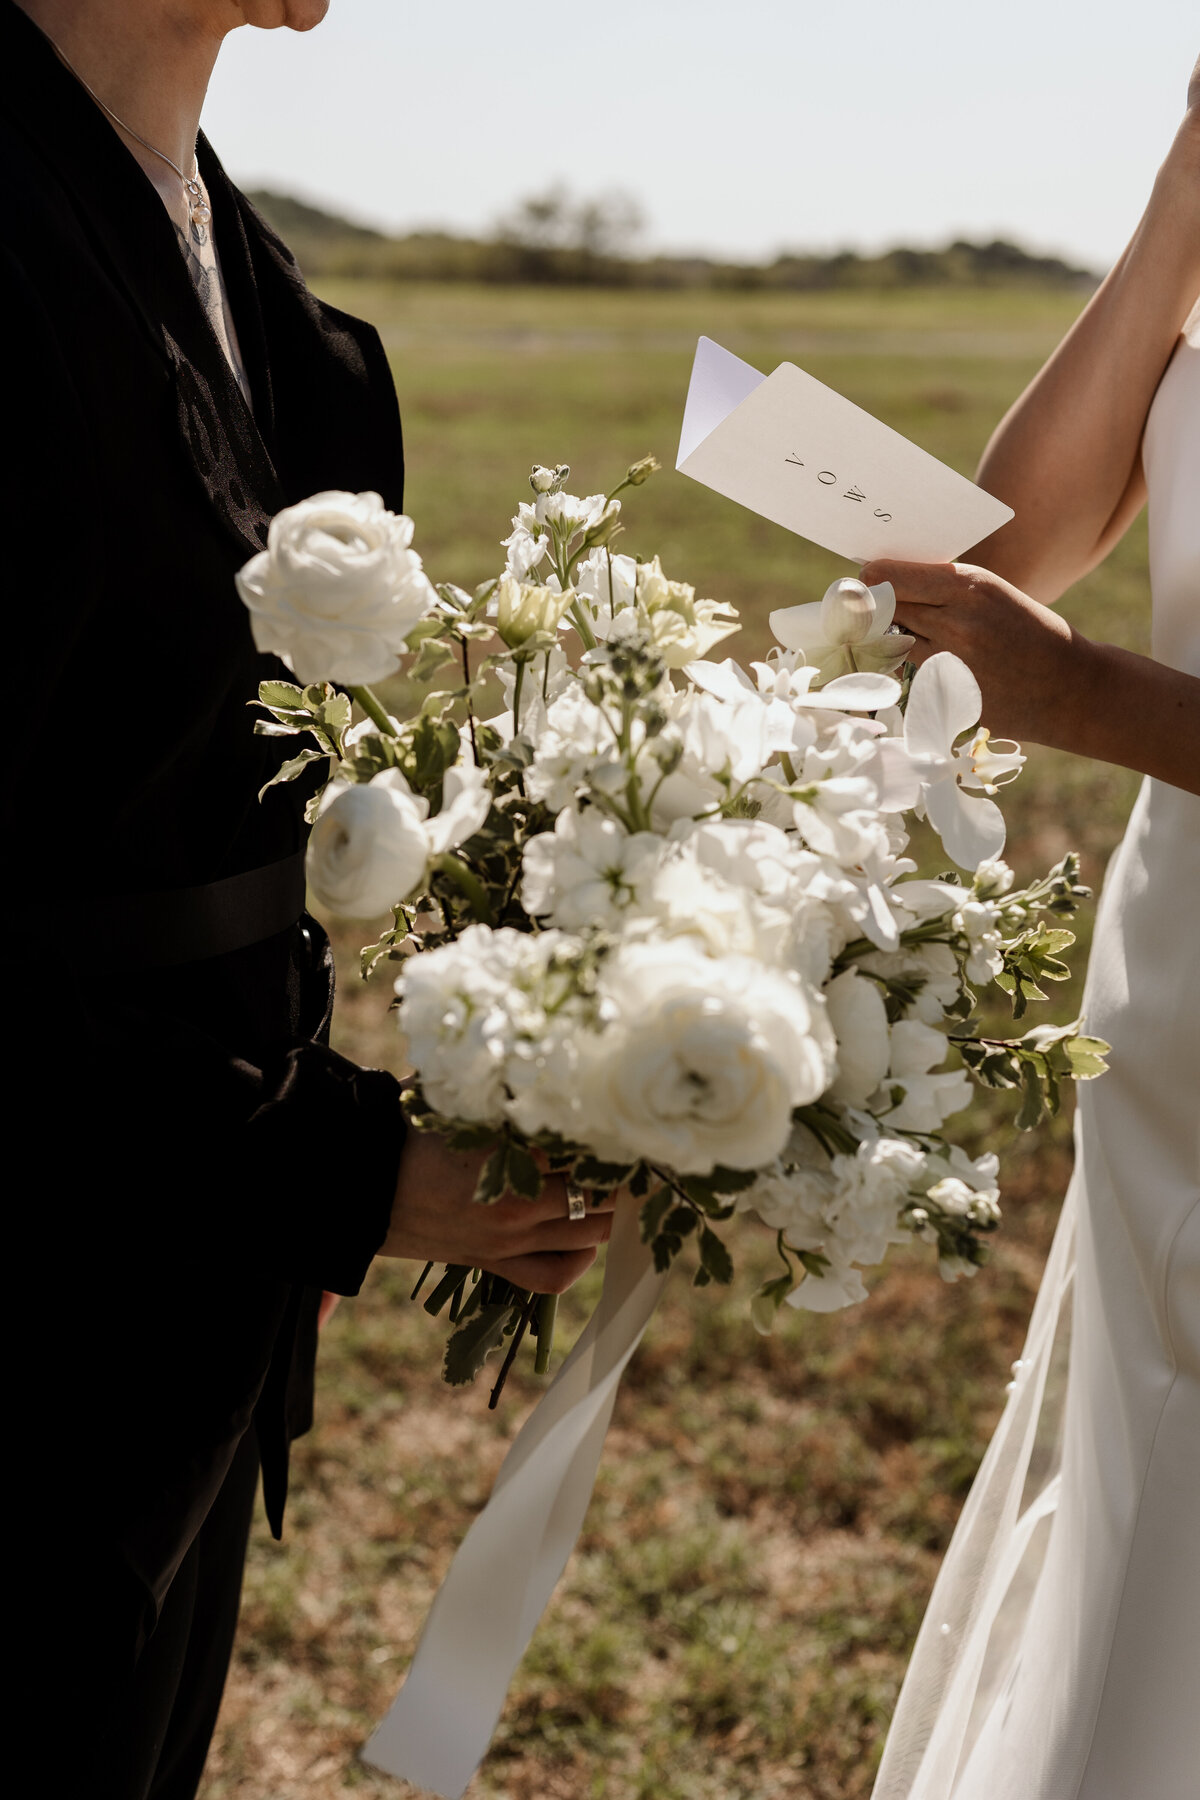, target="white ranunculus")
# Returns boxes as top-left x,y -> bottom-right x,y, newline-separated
306,749 -> 490,920
520,807 -> 662,928
824,969 -> 891,1106
307,771 -> 431,918
788,1260 -> 871,1312
236,490 -> 437,685
577,940 -> 836,1175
